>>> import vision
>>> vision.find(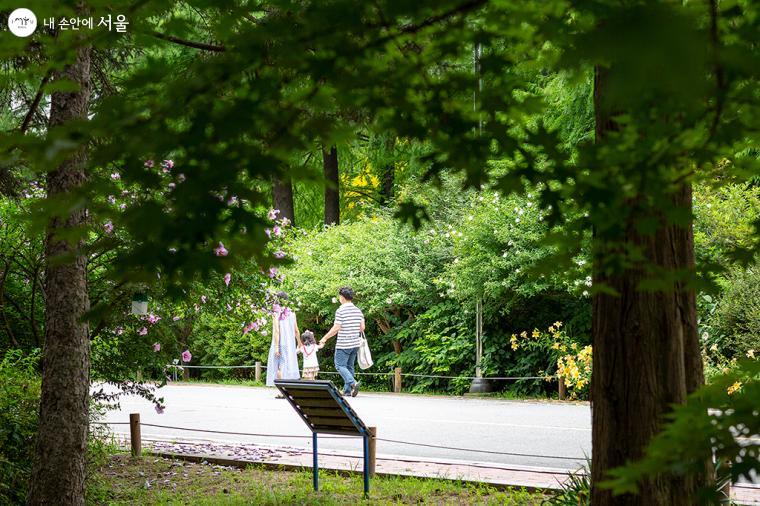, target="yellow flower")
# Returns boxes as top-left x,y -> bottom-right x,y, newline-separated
710,343 -> 719,352
570,343 -> 577,350
548,325 -> 555,333
520,331 -> 528,339
554,321 -> 563,328
747,349 -> 755,359
532,329 -> 540,338
561,345 -> 567,352
551,342 -> 560,350
727,381 -> 742,395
